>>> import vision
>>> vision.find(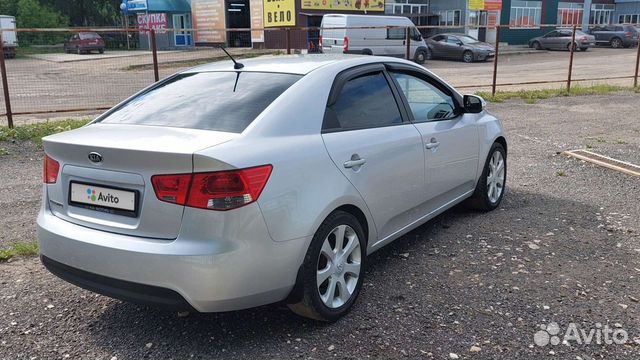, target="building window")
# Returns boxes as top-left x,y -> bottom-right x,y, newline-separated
590,4 -> 614,25
509,1 -> 542,28
618,14 -> 640,25
385,0 -> 428,16
557,2 -> 583,27
437,10 -> 461,27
